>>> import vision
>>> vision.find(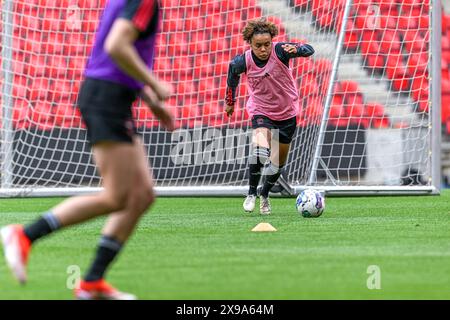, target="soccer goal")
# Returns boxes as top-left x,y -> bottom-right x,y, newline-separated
0,0 -> 441,197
